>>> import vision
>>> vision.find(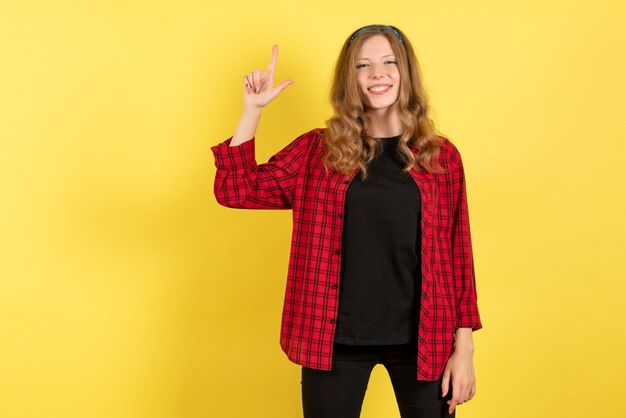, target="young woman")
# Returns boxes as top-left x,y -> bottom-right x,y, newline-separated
211,24 -> 483,418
